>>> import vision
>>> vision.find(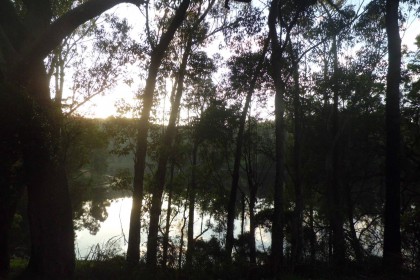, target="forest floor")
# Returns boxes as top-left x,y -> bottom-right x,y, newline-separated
7,257 -> 420,280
